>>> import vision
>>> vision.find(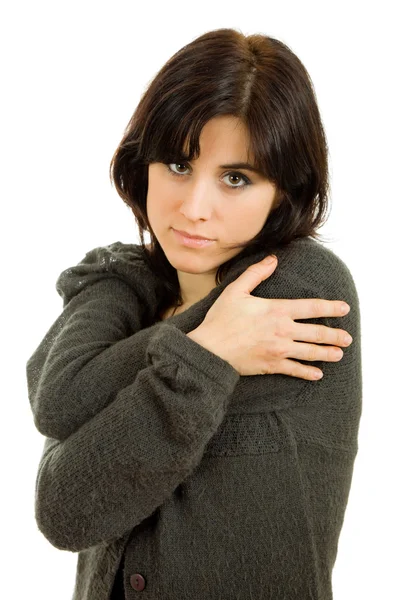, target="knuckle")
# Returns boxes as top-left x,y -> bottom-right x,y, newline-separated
315,325 -> 324,343
277,346 -> 288,359
264,363 -> 274,375
267,343 -> 284,360
312,299 -> 323,314
308,345 -> 318,361
276,315 -> 291,337
273,341 -> 288,358
271,305 -> 287,321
